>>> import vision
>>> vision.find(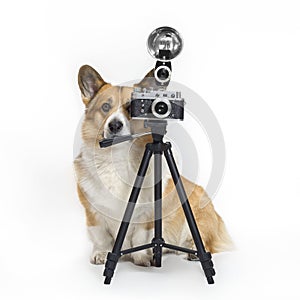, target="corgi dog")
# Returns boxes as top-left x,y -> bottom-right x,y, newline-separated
74,65 -> 231,267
